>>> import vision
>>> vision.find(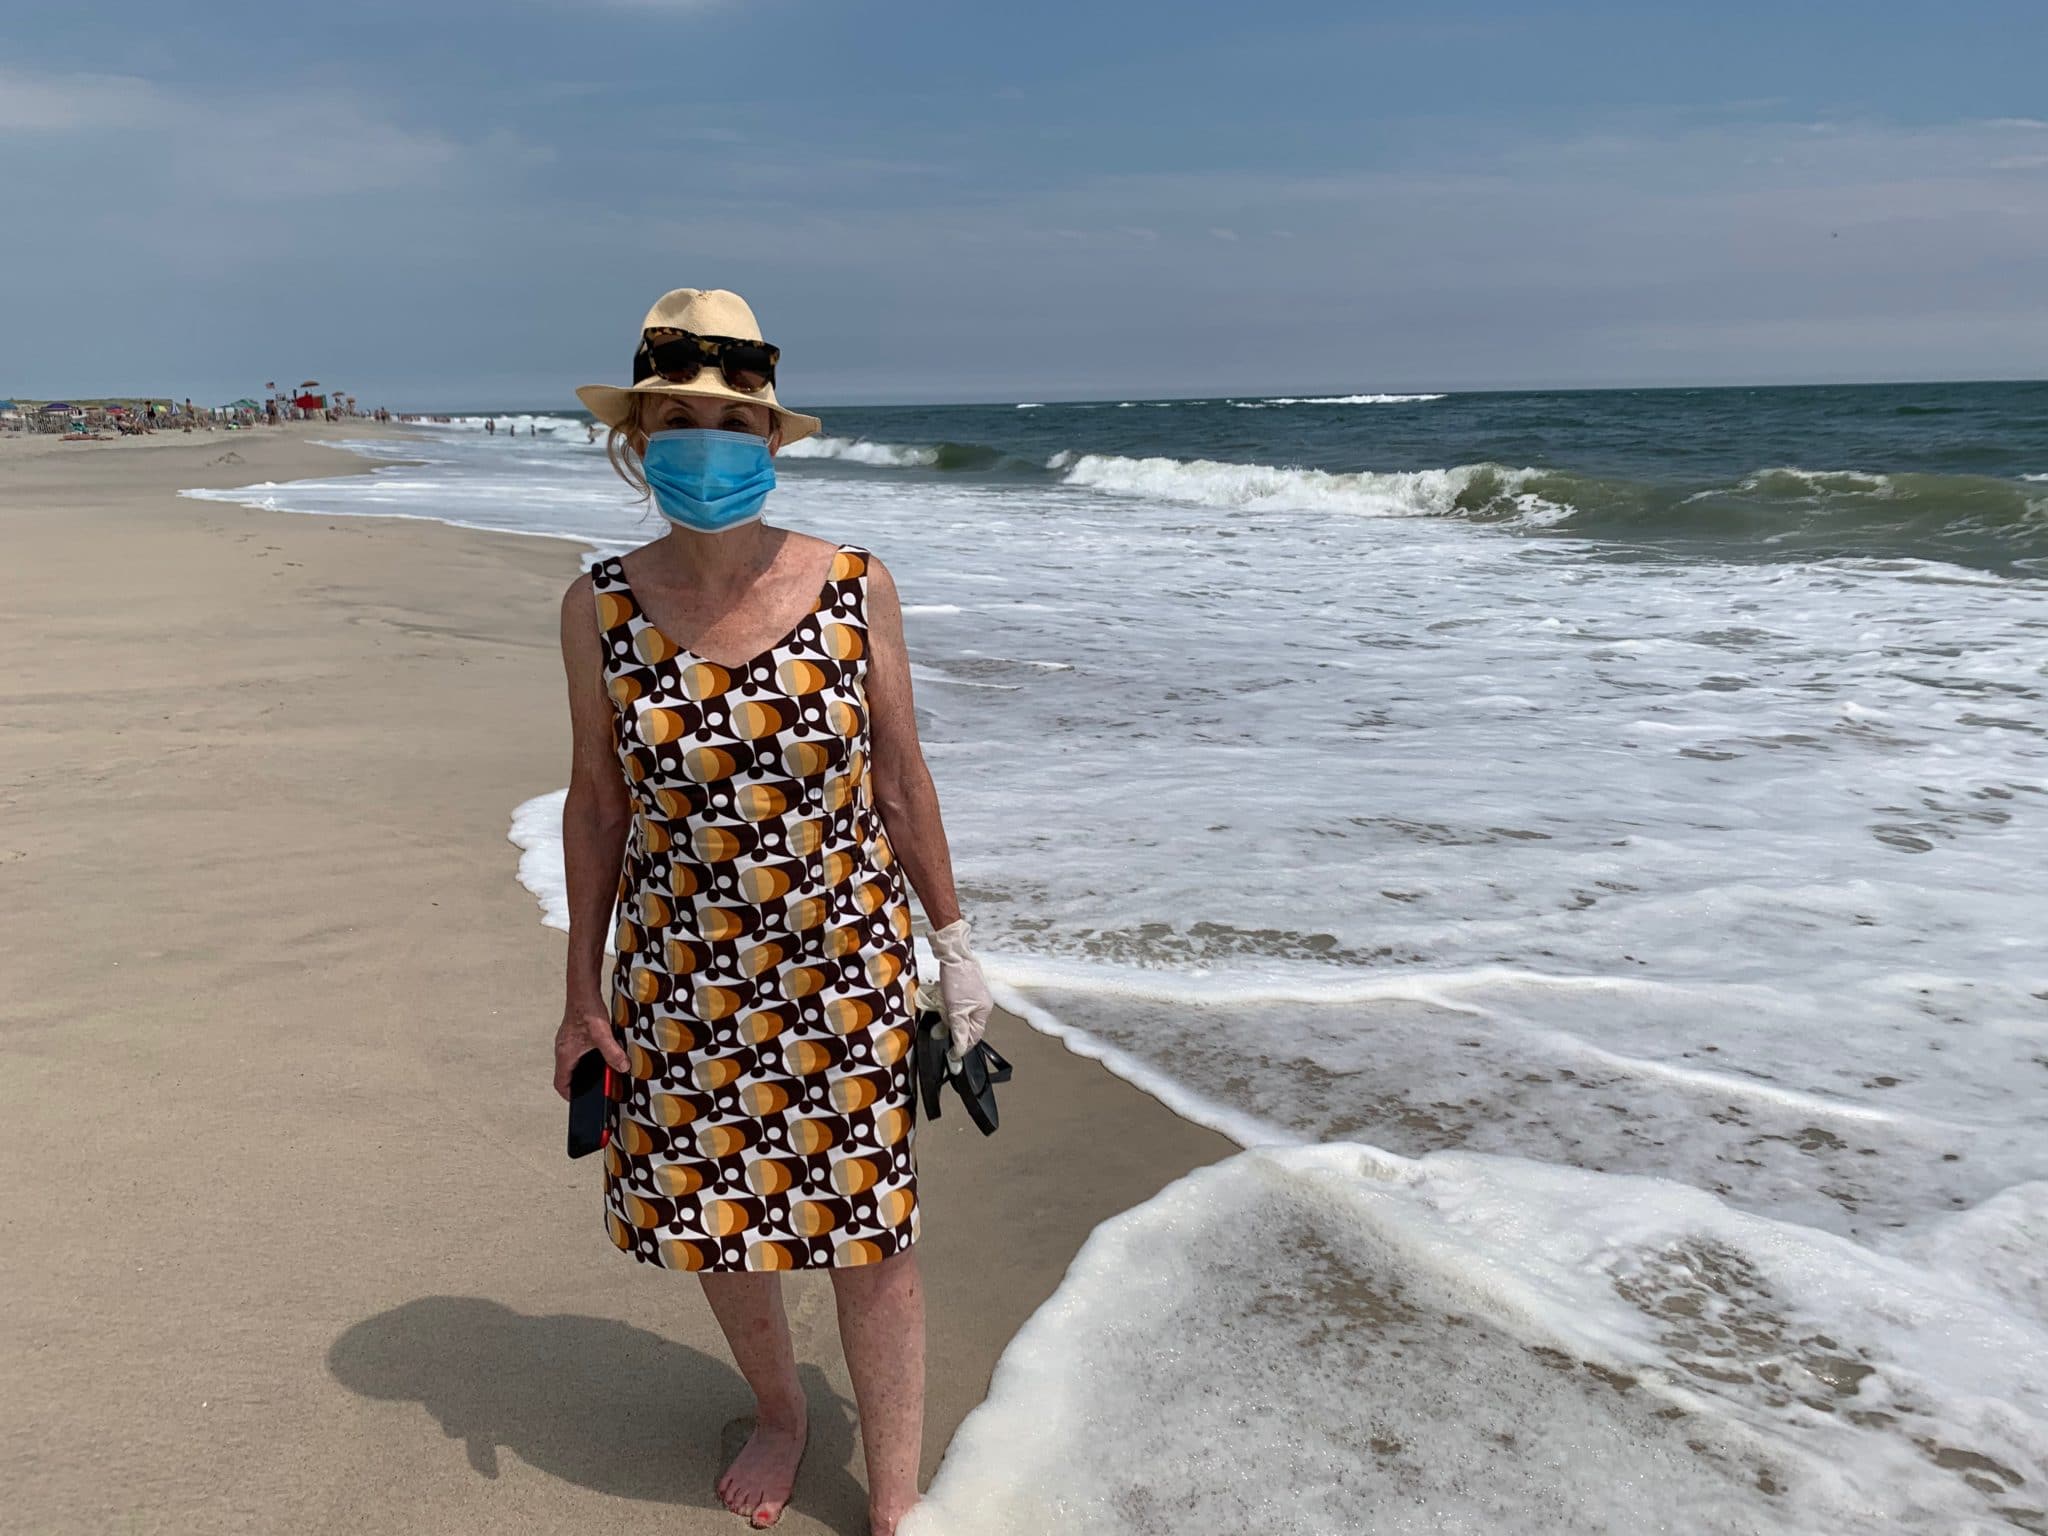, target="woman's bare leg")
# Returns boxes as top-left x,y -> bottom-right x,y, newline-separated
697,1272 -> 809,1528
830,1246 -> 926,1536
